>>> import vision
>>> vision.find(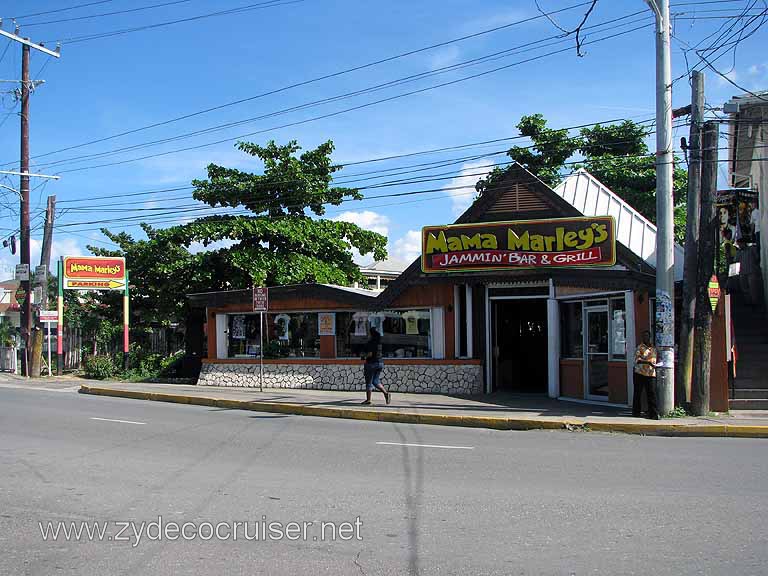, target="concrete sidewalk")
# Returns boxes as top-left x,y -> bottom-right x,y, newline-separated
71,379 -> 768,437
